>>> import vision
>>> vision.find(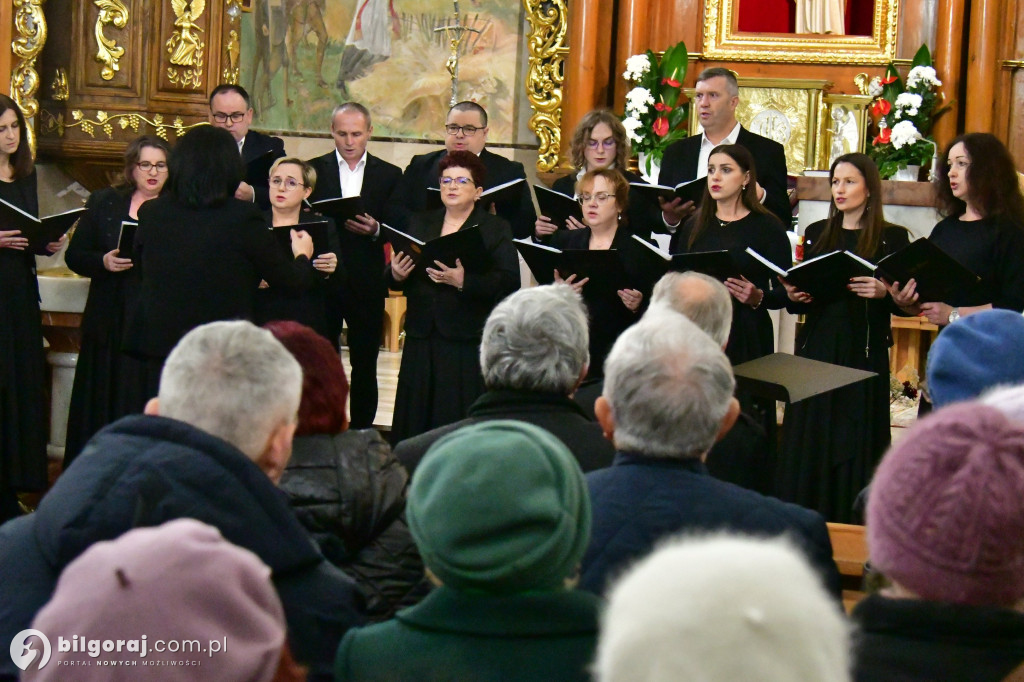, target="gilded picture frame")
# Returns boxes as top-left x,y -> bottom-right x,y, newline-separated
702,0 -> 900,65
